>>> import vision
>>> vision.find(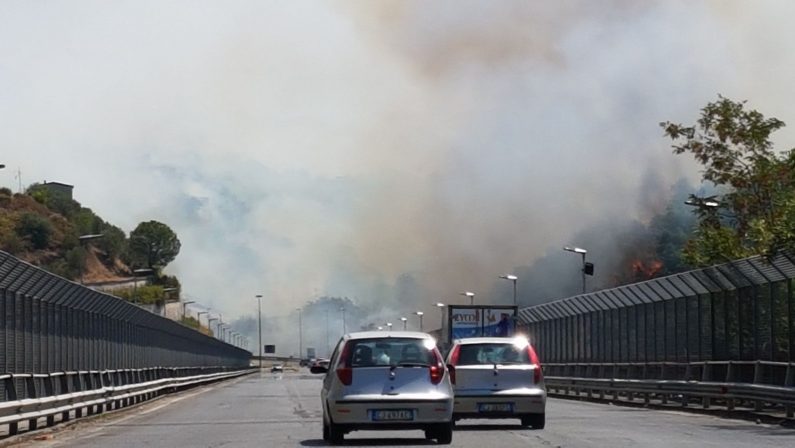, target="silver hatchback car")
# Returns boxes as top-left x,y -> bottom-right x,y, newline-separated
311,331 -> 454,444
446,336 -> 546,428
